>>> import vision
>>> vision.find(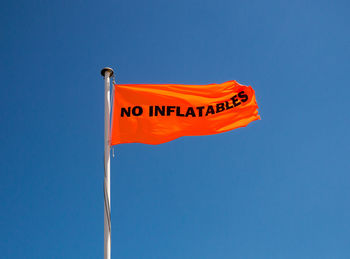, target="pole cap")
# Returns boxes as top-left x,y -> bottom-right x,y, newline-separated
101,67 -> 114,77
